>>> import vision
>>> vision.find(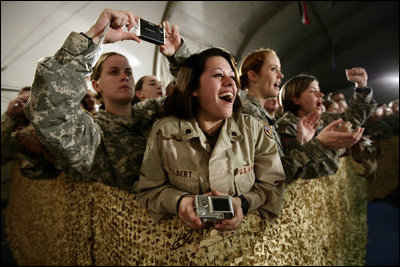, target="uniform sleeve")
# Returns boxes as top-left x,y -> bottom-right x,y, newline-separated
277,116 -> 340,183
135,122 -> 188,222
165,39 -> 192,77
344,87 -> 377,127
242,121 -> 286,219
132,96 -> 166,137
281,138 -> 340,184
320,87 -> 377,128
24,32 -> 103,173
